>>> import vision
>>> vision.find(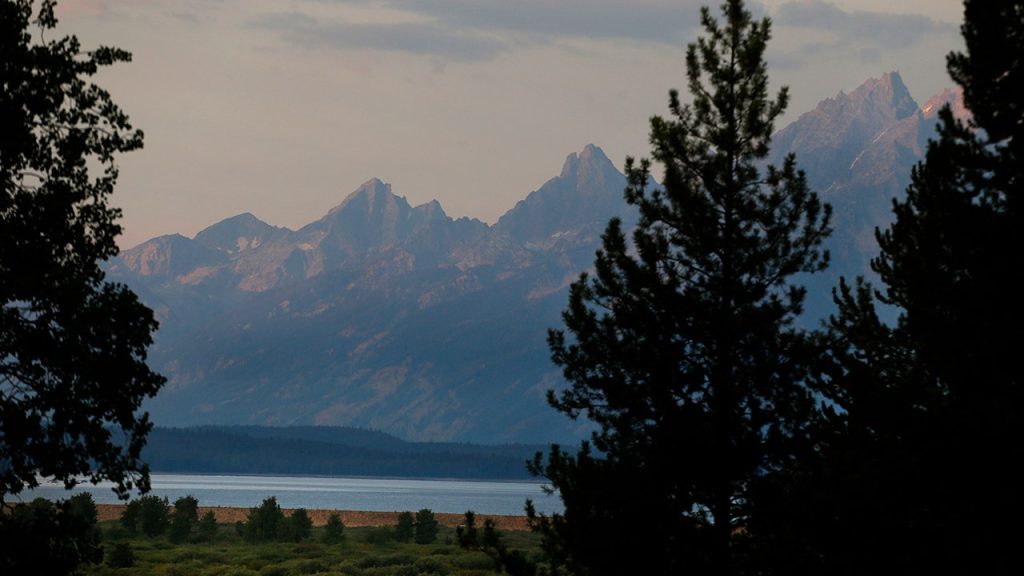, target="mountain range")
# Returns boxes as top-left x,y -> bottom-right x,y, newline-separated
109,72 -> 962,444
